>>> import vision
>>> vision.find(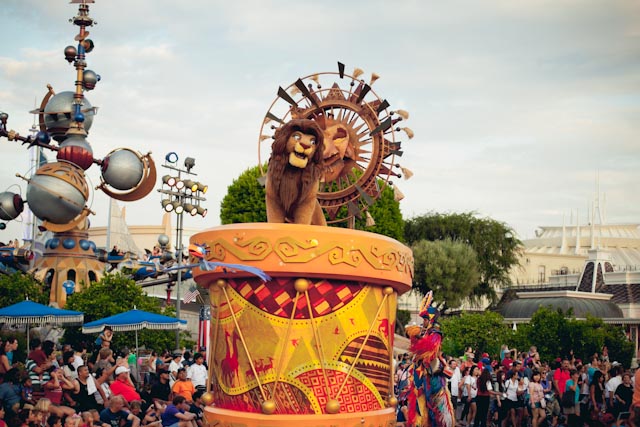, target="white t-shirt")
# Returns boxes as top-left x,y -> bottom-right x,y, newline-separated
464,375 -> 478,399
450,367 -> 462,397
187,363 -> 208,388
168,360 -> 183,387
504,378 -> 519,402
606,376 -> 622,399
